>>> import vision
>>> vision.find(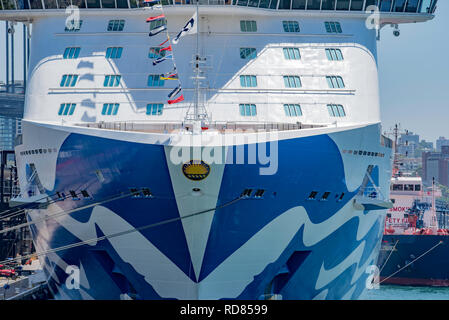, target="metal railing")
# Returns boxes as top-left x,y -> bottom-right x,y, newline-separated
0,0 -> 438,13
78,120 -> 325,133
